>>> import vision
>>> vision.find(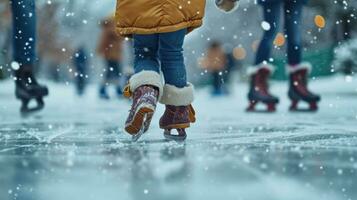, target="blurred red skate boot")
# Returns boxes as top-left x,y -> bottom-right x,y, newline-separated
246,64 -> 279,112
287,63 -> 321,112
